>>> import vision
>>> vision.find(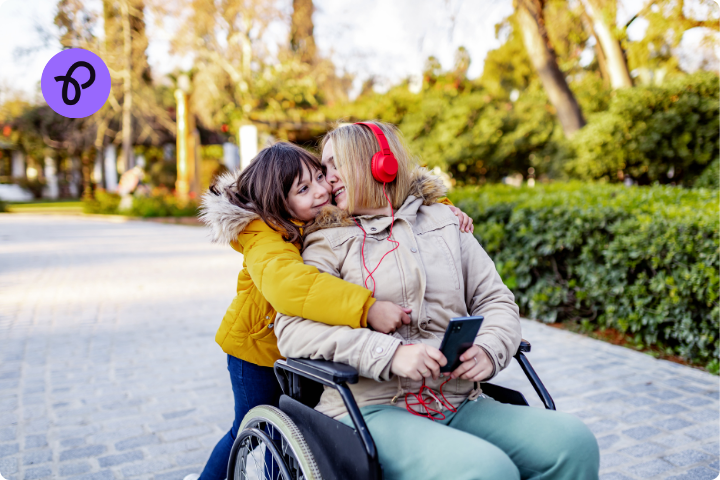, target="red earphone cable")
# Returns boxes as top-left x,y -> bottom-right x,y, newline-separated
353,183 -> 400,297
404,378 -> 457,421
